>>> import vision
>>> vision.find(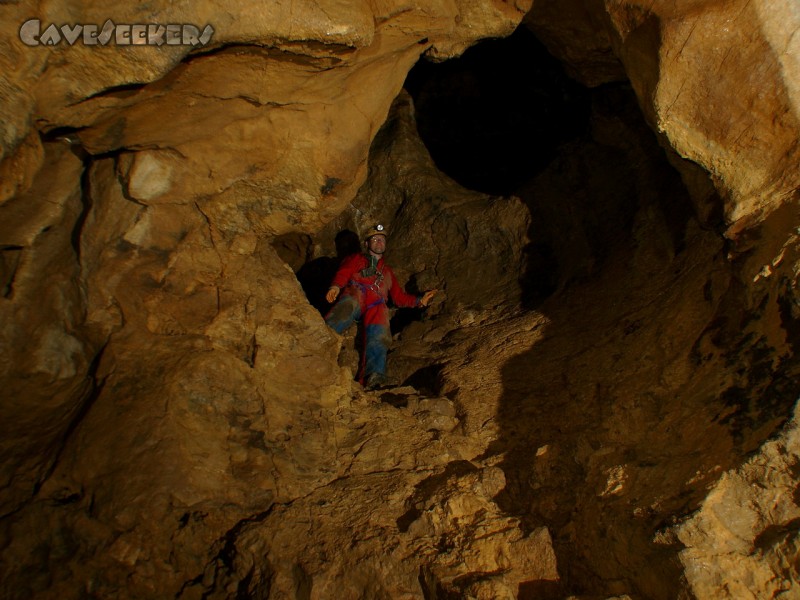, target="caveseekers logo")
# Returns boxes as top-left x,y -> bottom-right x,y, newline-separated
19,18 -> 214,47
